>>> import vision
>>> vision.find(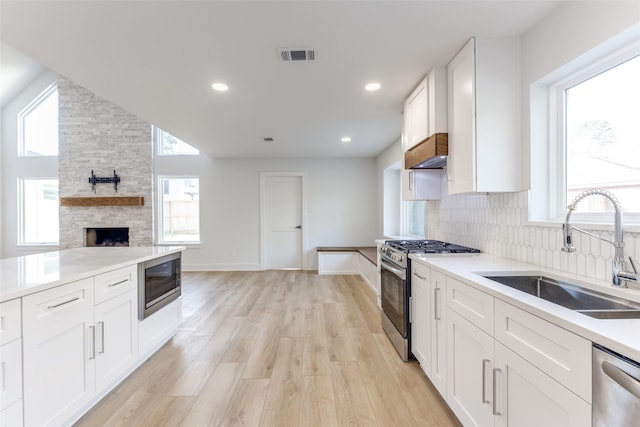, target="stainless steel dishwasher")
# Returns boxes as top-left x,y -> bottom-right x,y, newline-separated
593,344 -> 640,426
